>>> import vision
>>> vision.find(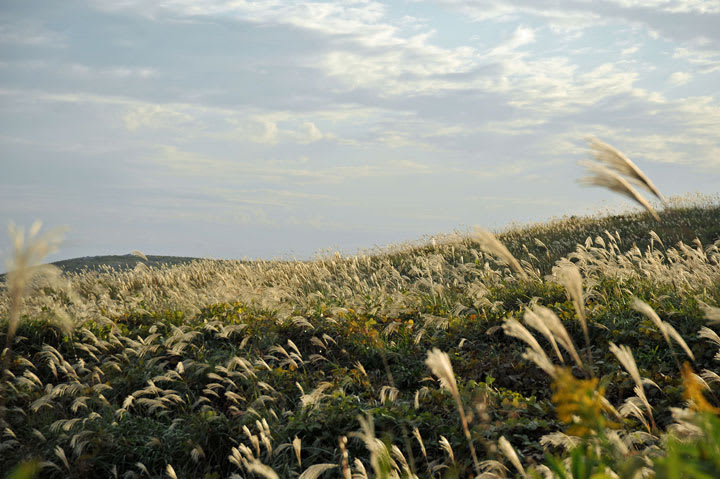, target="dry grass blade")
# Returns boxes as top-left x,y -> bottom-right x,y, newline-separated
503,318 -> 557,377
473,228 -> 528,279
131,250 -> 148,261
632,298 -> 694,362
699,301 -> 720,324
353,458 -> 369,479
54,445 -> 70,471
298,463 -> 337,479
531,306 -> 584,372
425,349 -> 458,398
558,264 -> 585,327
412,427 -> 427,459
632,298 -> 670,345
498,436 -> 526,478
558,264 -> 594,374
478,459 -> 509,479
609,342 -> 655,430
135,462 -> 150,476
649,230 -> 664,249
354,414 -> 398,477
587,137 -> 664,201
2,222 -> 66,421
557,265 -> 592,369
698,327 -> 720,348
293,436 -> 302,467
522,310 -> 564,364
540,432 -> 580,450
425,348 -> 481,476
663,324 -> 694,362
438,435 -> 455,464
165,464 -> 178,479
245,459 -> 280,479
579,161 -> 660,221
